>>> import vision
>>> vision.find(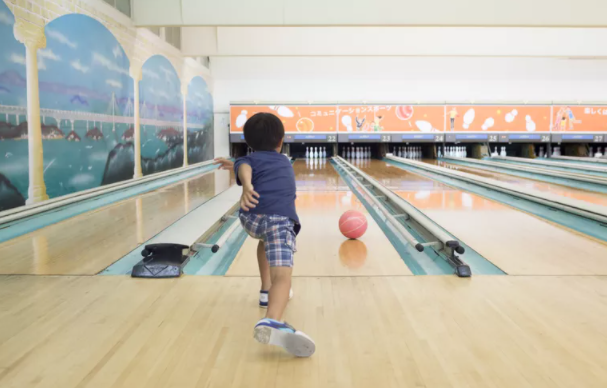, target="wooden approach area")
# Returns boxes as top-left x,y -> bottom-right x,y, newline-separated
1,161 -> 607,387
